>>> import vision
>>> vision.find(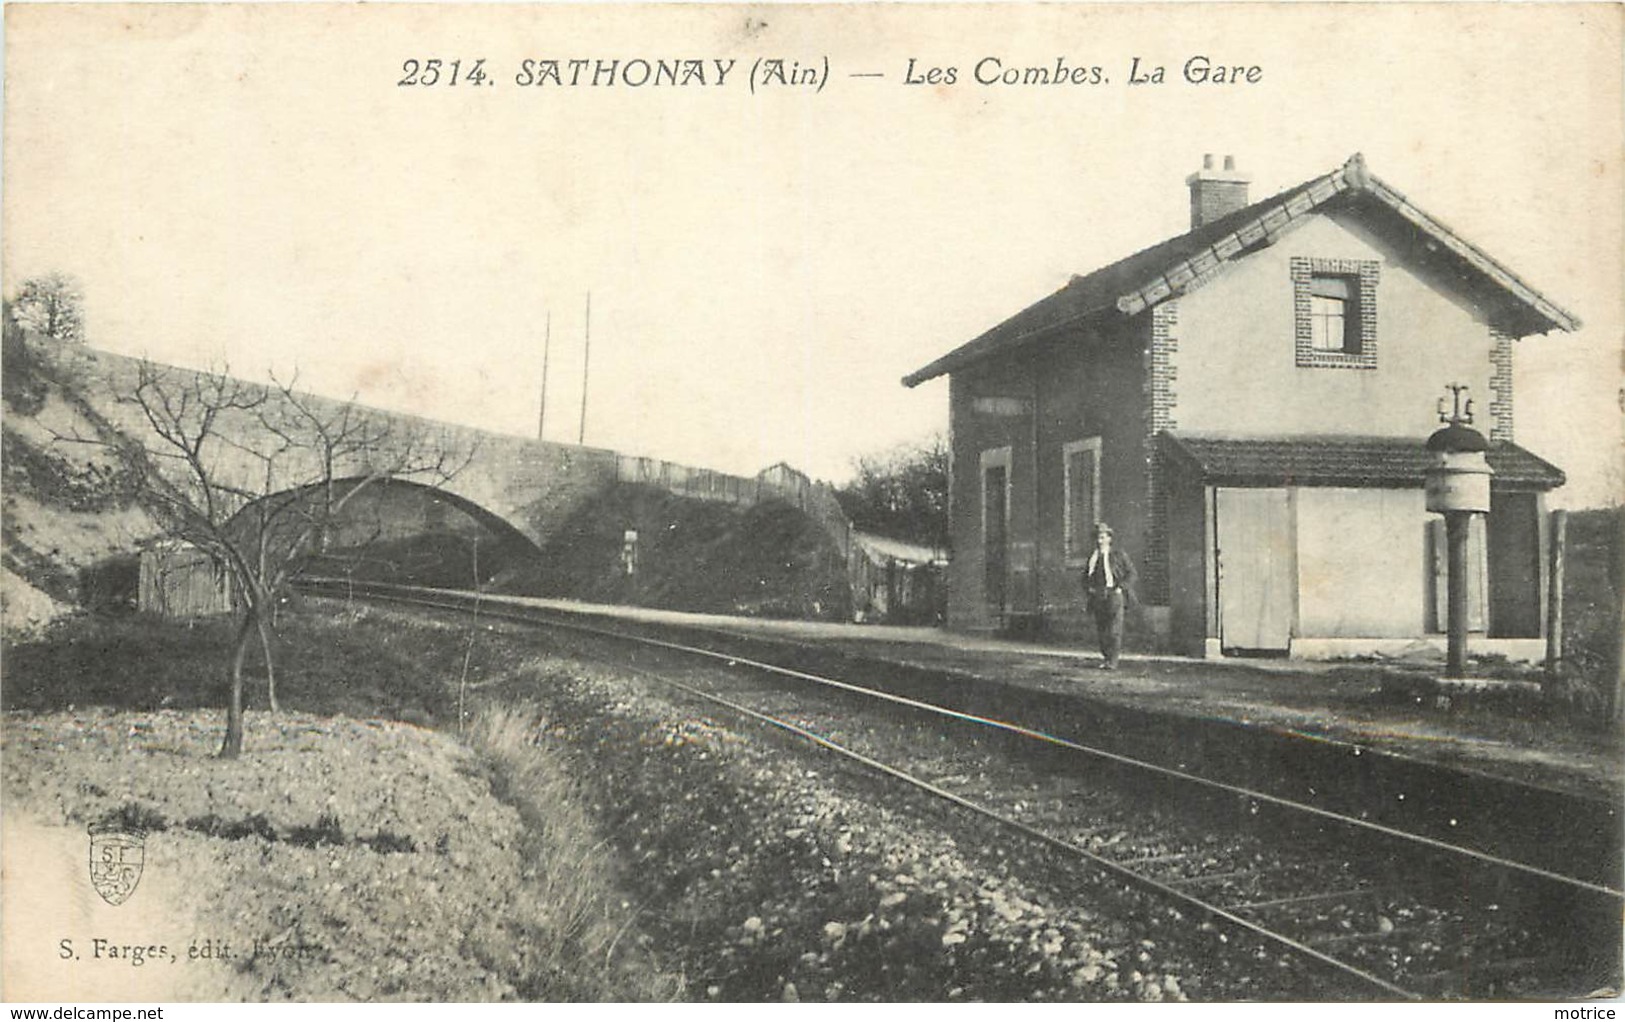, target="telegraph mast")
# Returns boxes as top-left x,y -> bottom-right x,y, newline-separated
578,292 -> 591,445
537,310 -> 551,440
